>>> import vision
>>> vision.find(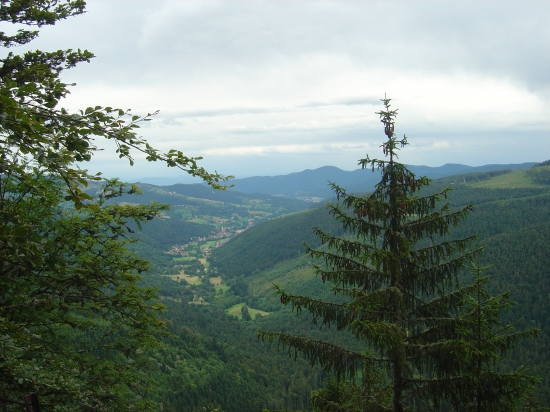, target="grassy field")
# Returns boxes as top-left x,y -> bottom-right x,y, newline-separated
246,256 -> 316,296
173,256 -> 196,262
209,276 -> 223,286
164,273 -> 203,285
201,240 -> 220,249
214,285 -> 230,297
225,302 -> 270,319
189,218 -> 209,224
469,169 -> 544,189
248,210 -> 269,216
